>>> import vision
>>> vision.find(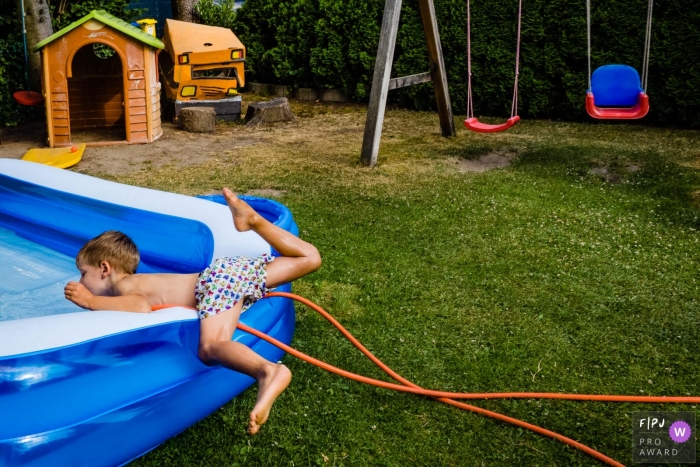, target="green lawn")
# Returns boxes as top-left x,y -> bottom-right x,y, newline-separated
109,103 -> 699,466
